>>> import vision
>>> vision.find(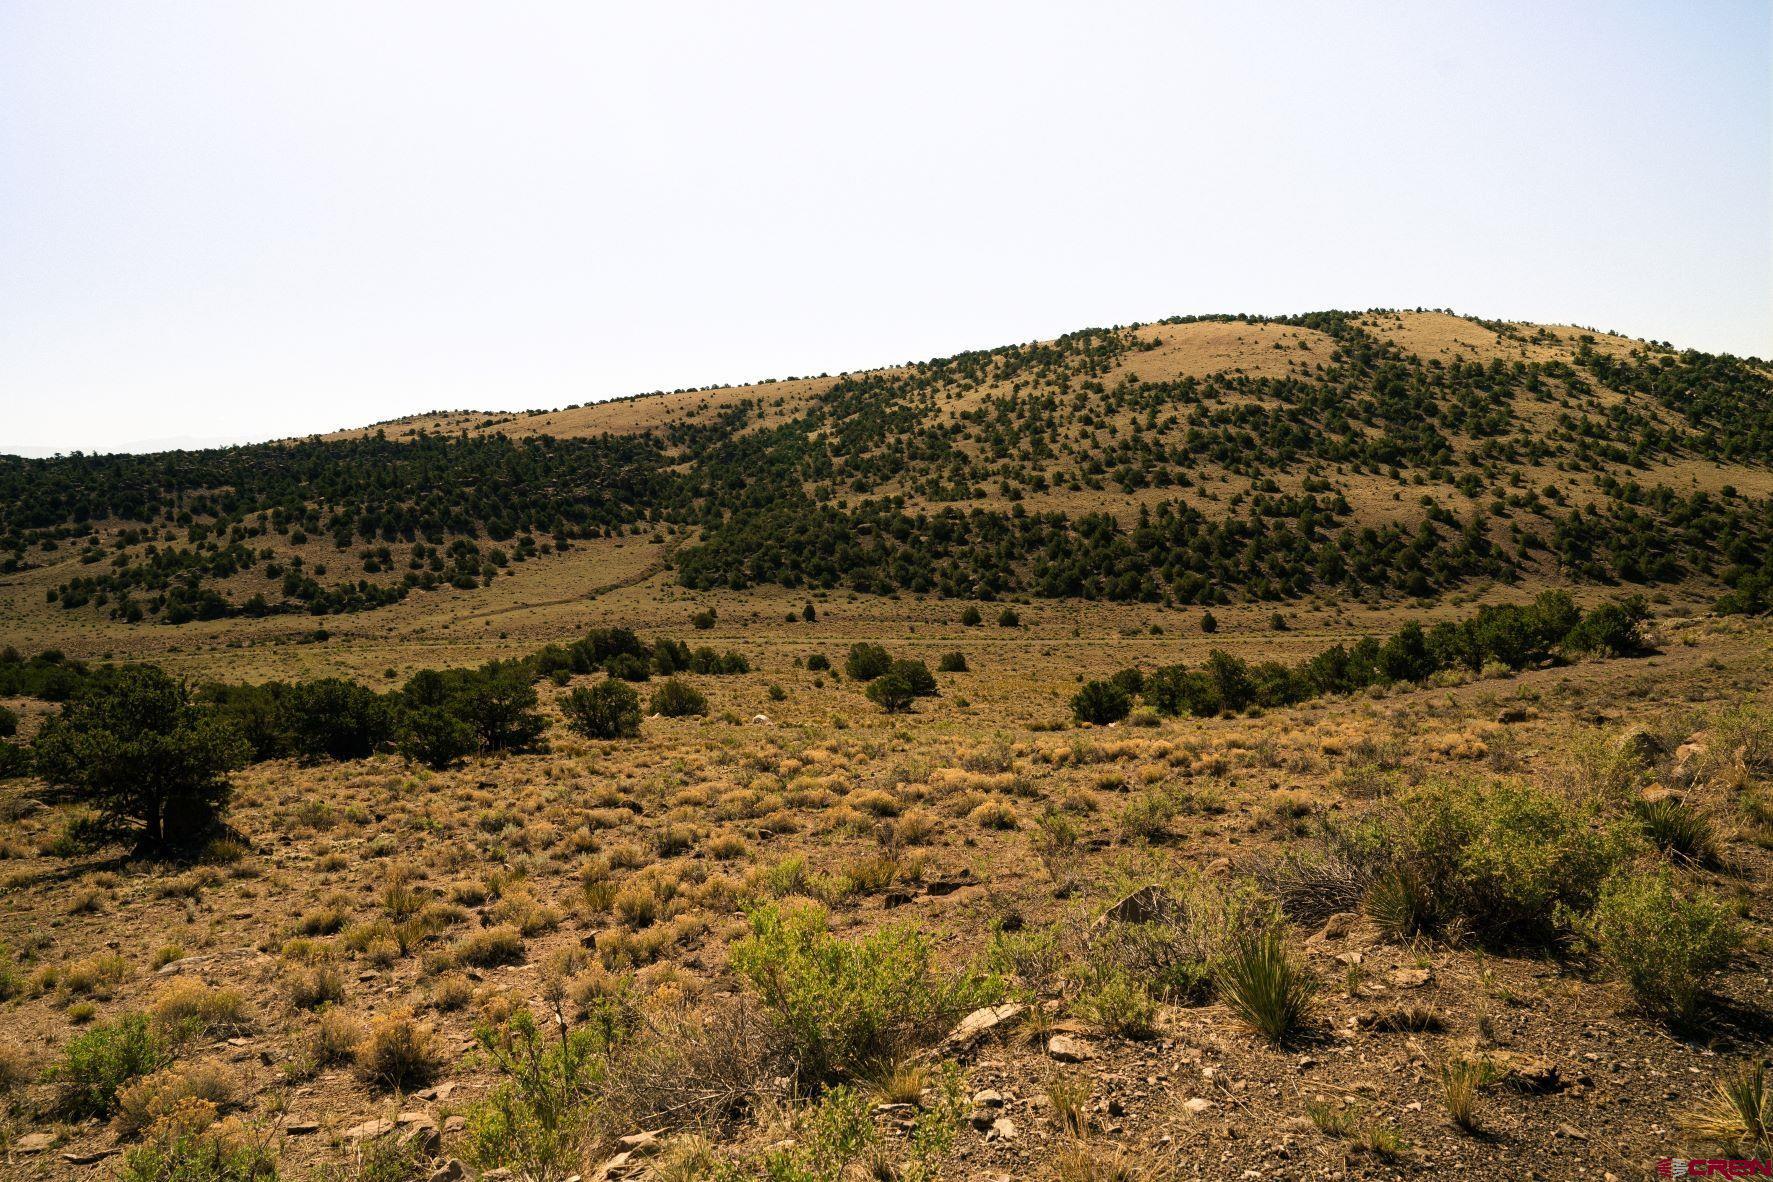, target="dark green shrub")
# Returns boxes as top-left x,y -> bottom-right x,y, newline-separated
866,671 -> 917,714
564,681 -> 641,740
1143,664 -> 1218,717
996,608 -> 1020,628
806,653 -> 831,672
33,666 -> 248,850
0,704 -> 16,738
936,652 -> 968,673
280,677 -> 394,760
960,606 -> 983,627
1109,667 -> 1144,698
397,705 -> 478,769
886,660 -> 936,697
1200,610 -> 1218,634
1564,597 -> 1649,657
649,678 -> 708,718
844,643 -> 892,681
1071,680 -> 1131,725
